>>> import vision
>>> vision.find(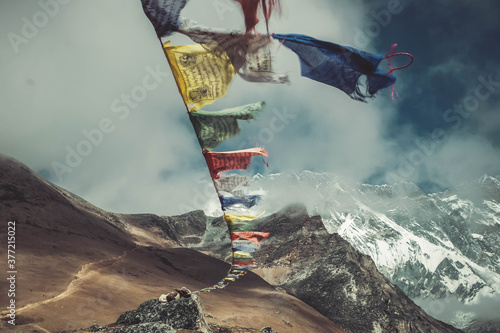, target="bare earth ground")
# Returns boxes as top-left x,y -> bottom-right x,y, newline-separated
0,155 -> 344,332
